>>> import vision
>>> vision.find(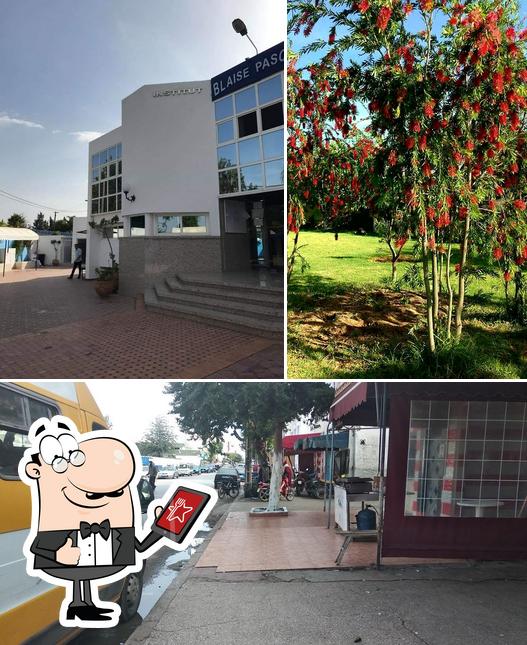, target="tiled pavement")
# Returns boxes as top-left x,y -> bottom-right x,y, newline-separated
197,508 -> 460,572
0,267 -> 283,378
